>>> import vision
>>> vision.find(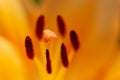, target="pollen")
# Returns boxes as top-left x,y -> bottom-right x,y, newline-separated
36,15 -> 45,39
61,43 -> 69,67
25,36 -> 34,59
70,30 -> 80,50
46,49 -> 52,74
57,15 -> 66,36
